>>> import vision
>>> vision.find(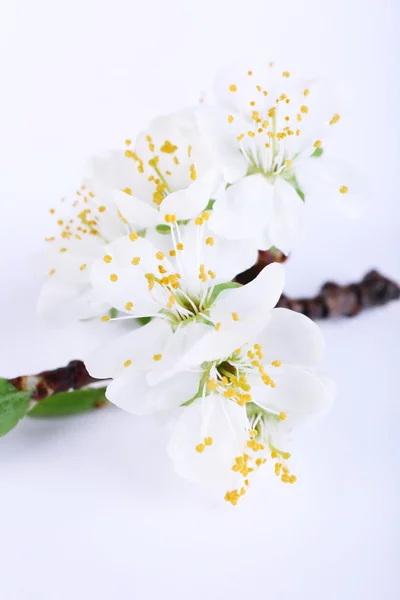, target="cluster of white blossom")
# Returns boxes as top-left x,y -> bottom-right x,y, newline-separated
38,62 -> 363,504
